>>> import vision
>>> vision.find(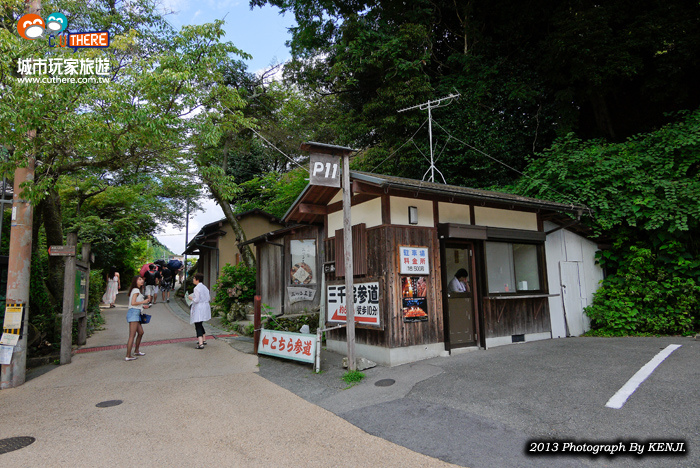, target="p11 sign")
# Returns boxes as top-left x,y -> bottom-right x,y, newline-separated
309,154 -> 341,188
